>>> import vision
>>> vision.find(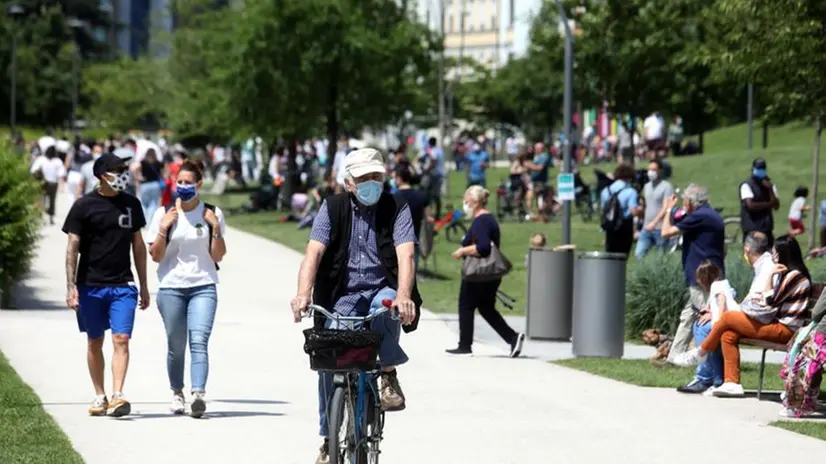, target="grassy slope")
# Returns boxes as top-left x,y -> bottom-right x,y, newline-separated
206,122 -> 825,314
0,352 -> 83,464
